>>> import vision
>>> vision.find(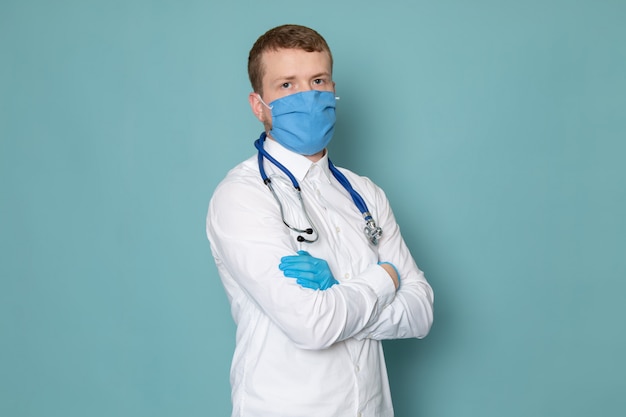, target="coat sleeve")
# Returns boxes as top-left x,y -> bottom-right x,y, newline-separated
350,178 -> 434,341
